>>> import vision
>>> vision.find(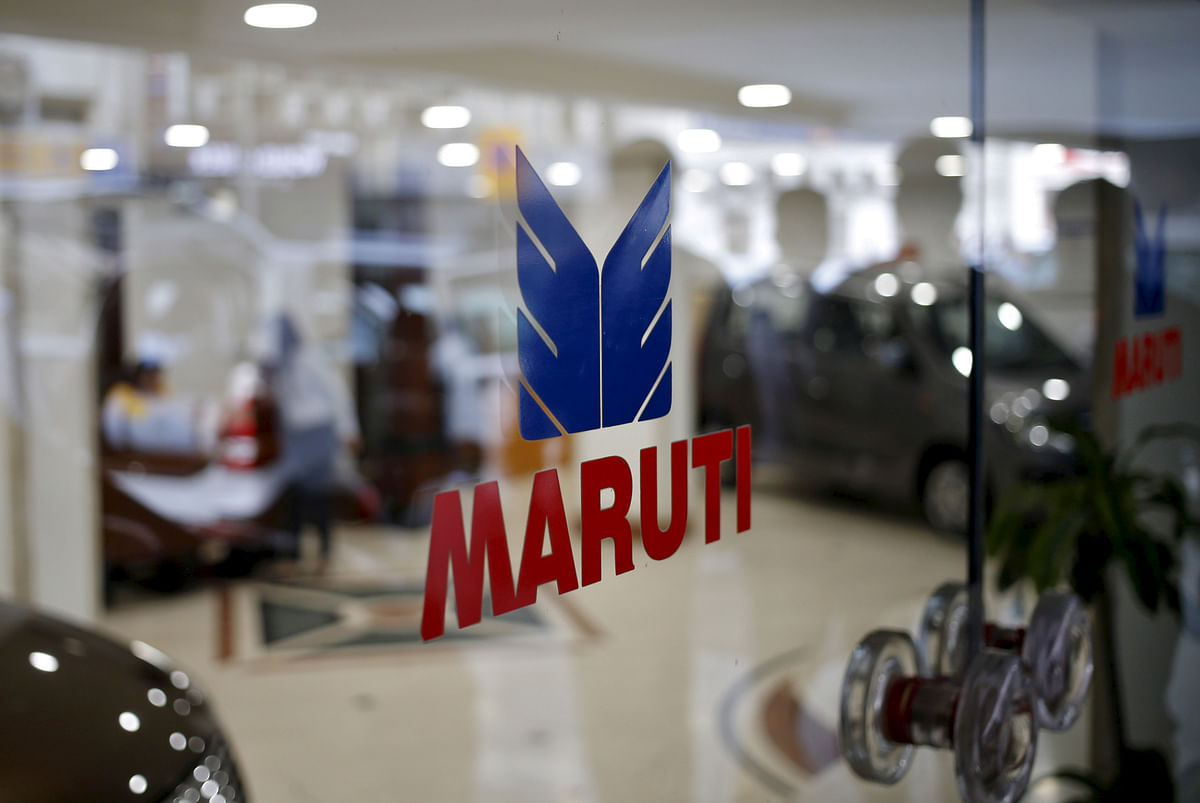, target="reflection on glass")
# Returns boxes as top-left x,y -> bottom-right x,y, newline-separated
436,143 -> 479,167
738,83 -> 791,108
998,301 -> 1024,331
164,125 -> 210,148
243,3 -> 318,28
935,153 -> 965,177
420,105 -> 471,129
28,651 -> 59,673
874,273 -> 899,298
930,116 -> 973,138
80,148 -> 119,172
1043,378 -> 1070,401
546,162 -> 583,187
952,346 -> 973,377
